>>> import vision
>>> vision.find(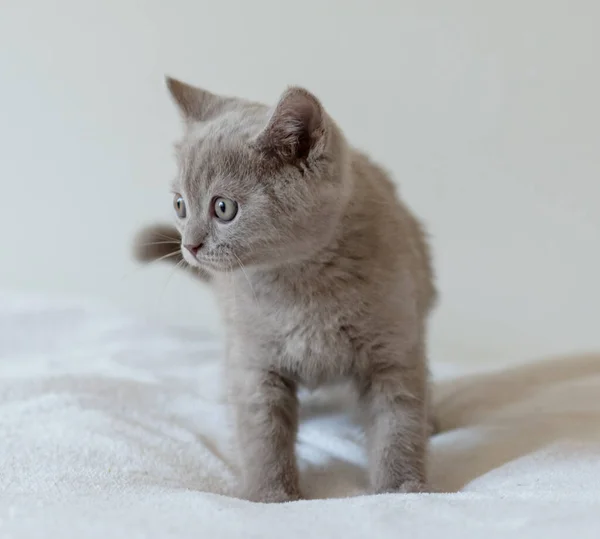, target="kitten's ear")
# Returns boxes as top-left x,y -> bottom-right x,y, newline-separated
166,76 -> 223,122
254,87 -> 326,163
